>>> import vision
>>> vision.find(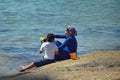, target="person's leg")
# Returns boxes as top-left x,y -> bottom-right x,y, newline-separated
54,40 -> 62,47
55,50 -> 70,61
18,58 -> 44,72
19,59 -> 55,72
19,62 -> 35,72
34,59 -> 55,67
